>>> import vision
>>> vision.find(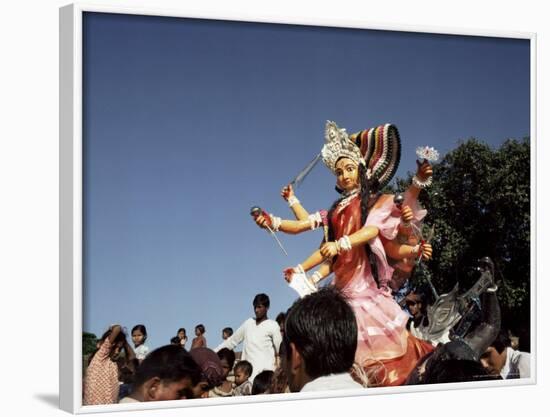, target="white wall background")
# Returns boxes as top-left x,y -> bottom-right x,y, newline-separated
0,0 -> 546,416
